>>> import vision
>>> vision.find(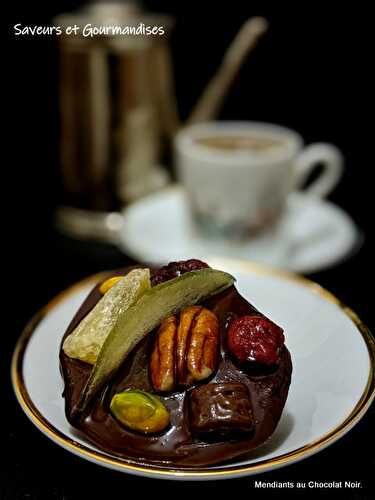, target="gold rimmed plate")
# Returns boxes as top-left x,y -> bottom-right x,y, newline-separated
11,258 -> 375,480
